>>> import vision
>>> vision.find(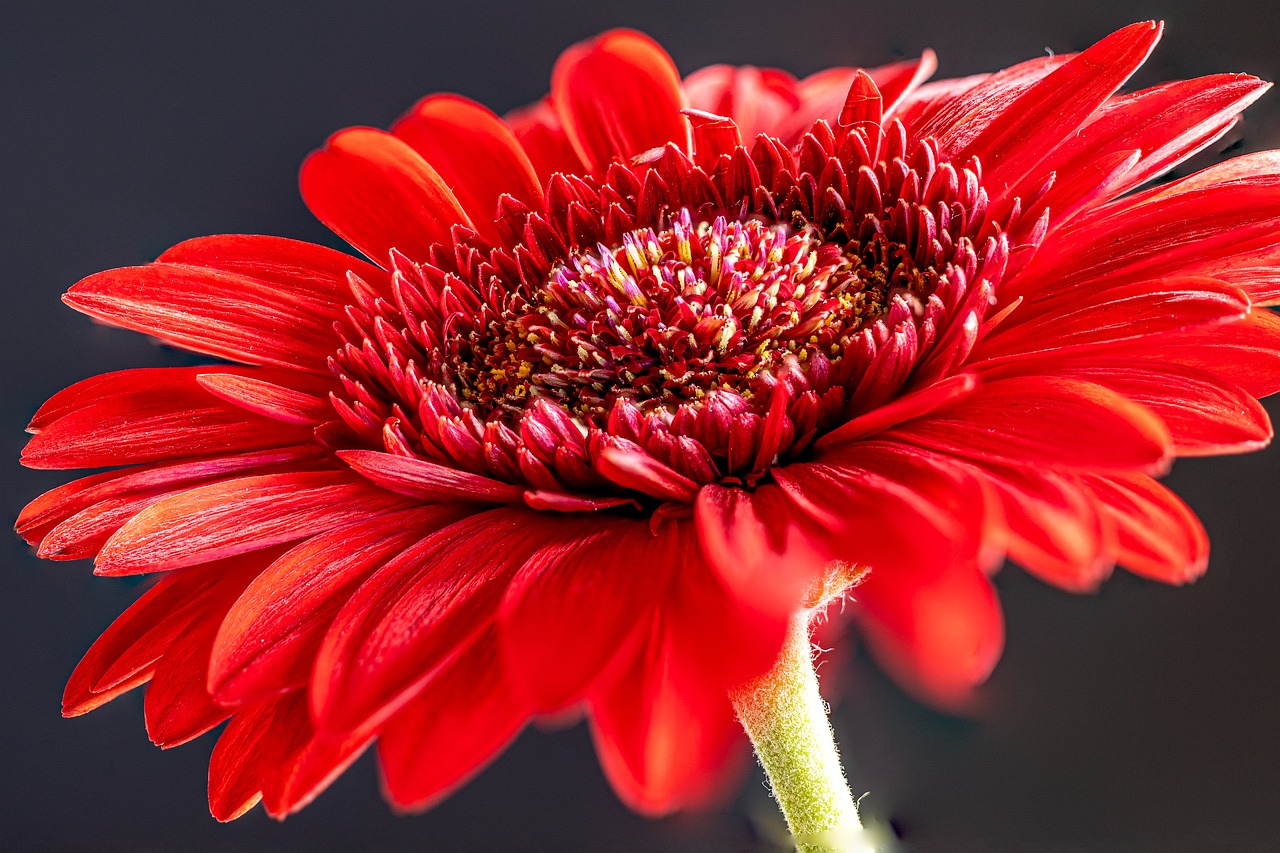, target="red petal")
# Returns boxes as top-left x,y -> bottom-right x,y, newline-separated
157,234 -> 389,300
588,575 -> 752,816
870,50 -> 939,117
196,373 -> 332,425
1082,473 -> 1209,584
973,464 -> 1112,592
208,690 -> 371,820
778,51 -> 937,142
592,439 -> 699,502
694,483 -> 831,617
228,692 -> 371,819
500,516 -> 677,712
210,506 -> 469,705
22,367 -> 313,469
64,264 -> 341,372
551,29 -> 689,173
813,372 -> 980,451
144,617 -> 232,748
299,127 -> 472,264
1156,308 -> 1280,398
682,64 -> 800,142
1037,74 -> 1270,220
141,559 -> 273,747
208,700 -> 275,821
17,446 -> 322,548
1014,156 -> 1280,301
855,556 -> 1005,710
1184,238 -> 1280,306
504,98 -> 587,183
95,471 -> 412,575
17,470 -> 126,547
910,54 -> 1072,152
337,449 -> 524,504
63,569 -> 218,716
884,375 -> 1171,472
957,21 -> 1162,196
39,494 -> 174,562
311,508 -> 548,739
393,94 -> 543,236
266,718 -> 371,818
779,443 -> 995,579
977,277 -> 1250,363
378,628 -> 528,812
1001,357 -> 1271,456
